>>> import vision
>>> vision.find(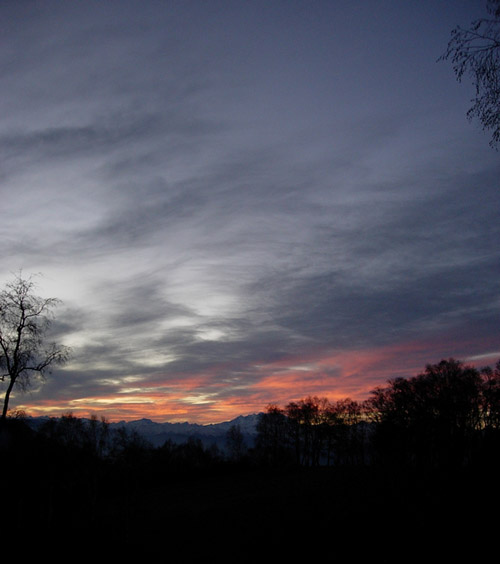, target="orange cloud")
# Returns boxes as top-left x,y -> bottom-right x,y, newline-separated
15,335 -> 499,424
